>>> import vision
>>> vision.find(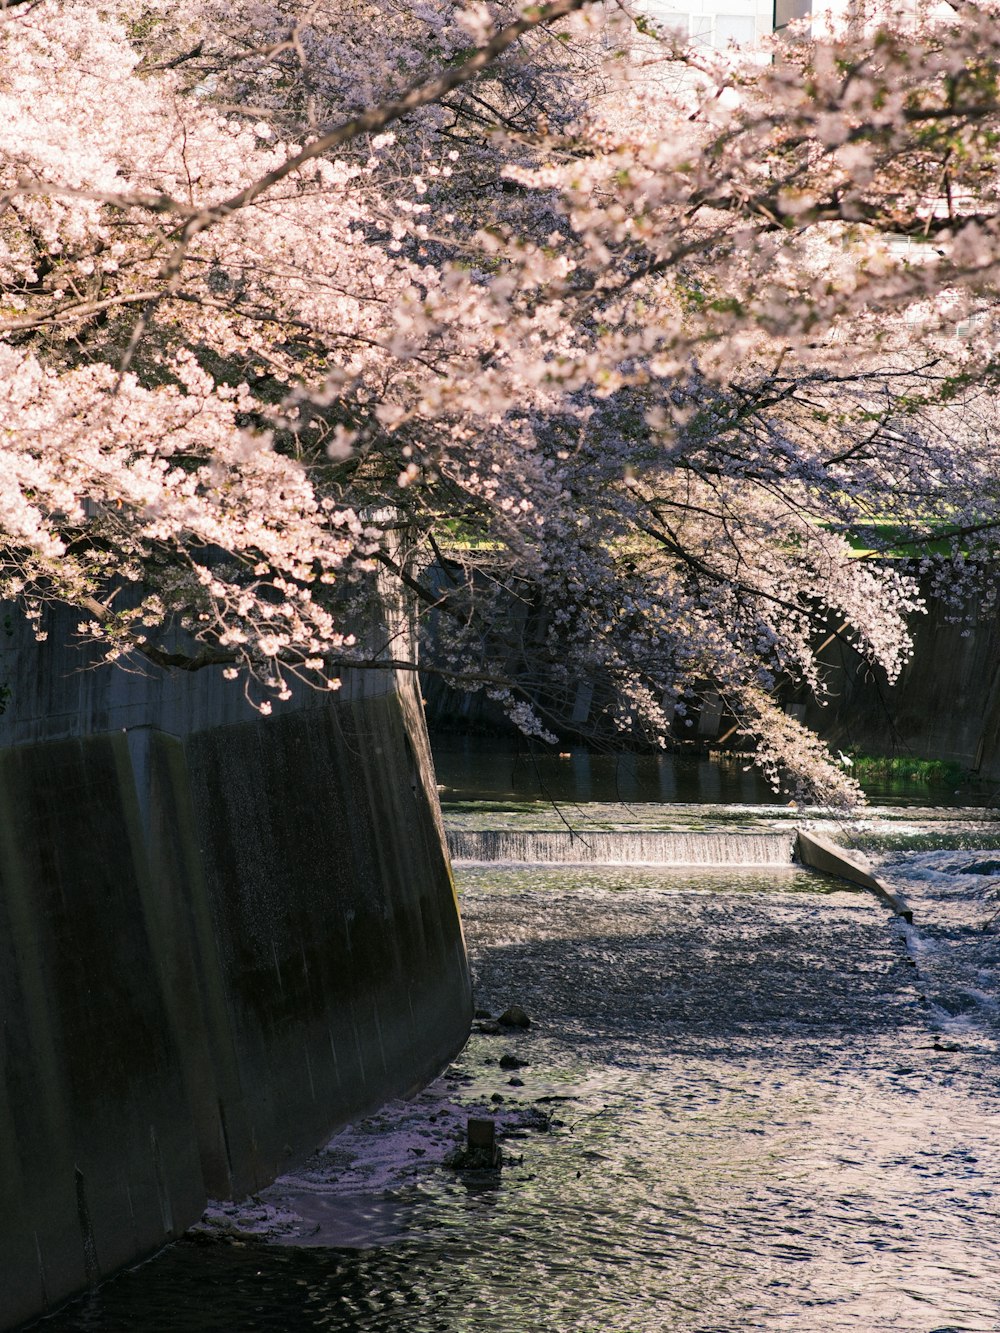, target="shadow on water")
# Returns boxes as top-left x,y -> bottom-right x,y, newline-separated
454,866 -> 917,1061
37,1241 -> 481,1333
468,925 -> 916,1056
